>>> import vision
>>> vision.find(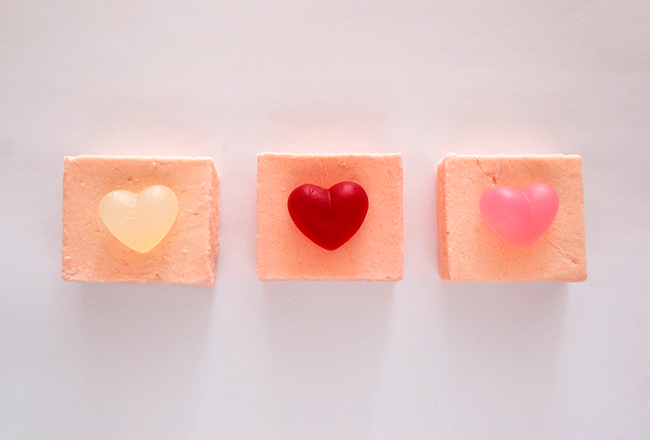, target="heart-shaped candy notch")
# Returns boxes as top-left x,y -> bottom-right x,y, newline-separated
99,185 -> 179,253
288,181 -> 369,251
480,183 -> 559,249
